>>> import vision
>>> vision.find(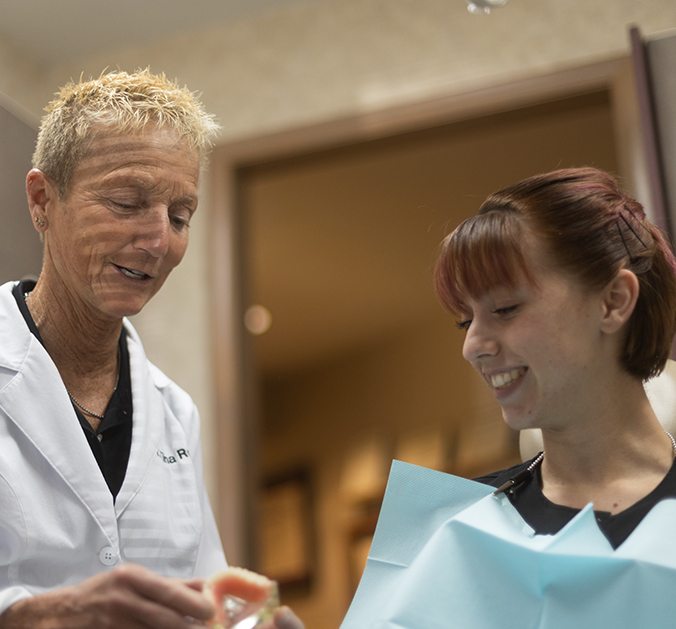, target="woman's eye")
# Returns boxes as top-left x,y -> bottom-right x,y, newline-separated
110,199 -> 141,211
493,305 -> 518,317
170,214 -> 191,230
455,319 -> 472,331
